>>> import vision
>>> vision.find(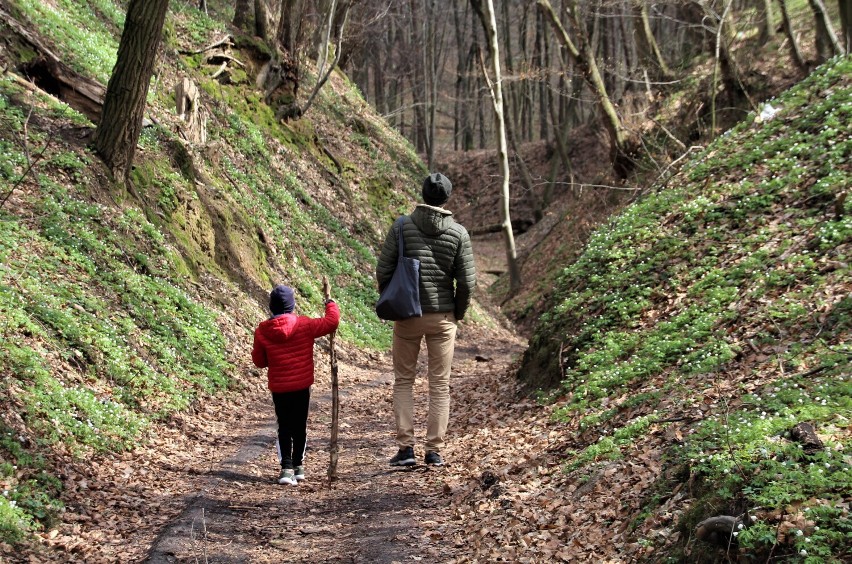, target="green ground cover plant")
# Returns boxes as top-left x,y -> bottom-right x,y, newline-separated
0,0 -> 424,542
522,55 -> 851,561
